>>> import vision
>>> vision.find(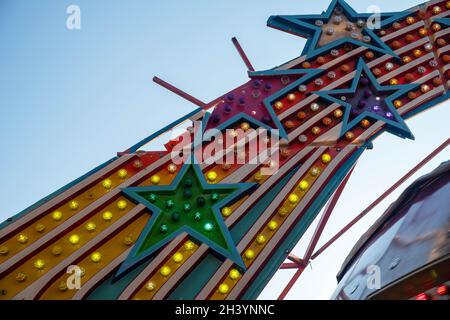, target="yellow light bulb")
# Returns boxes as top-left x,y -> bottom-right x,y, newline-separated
69,200 -> 79,211
268,220 -> 278,231
298,180 -> 309,191
117,200 -> 127,211
123,236 -> 134,246
90,252 -> 102,263
184,240 -> 195,251
150,175 -> 160,185
102,179 -> 112,190
221,207 -> 232,217
52,210 -> 63,221
15,272 -> 27,282
145,281 -> 156,292
288,194 -> 299,204
85,222 -> 96,232
117,169 -> 128,179
172,252 -> 184,263
218,283 -> 230,294
160,265 -> 171,277
34,259 -> 45,270
244,249 -> 255,260
69,234 -> 80,245
167,164 -> 177,173
229,269 -> 241,280
256,234 -> 267,245
321,153 -> 332,164
102,211 -> 113,221
17,234 -> 28,244
206,171 -> 217,182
